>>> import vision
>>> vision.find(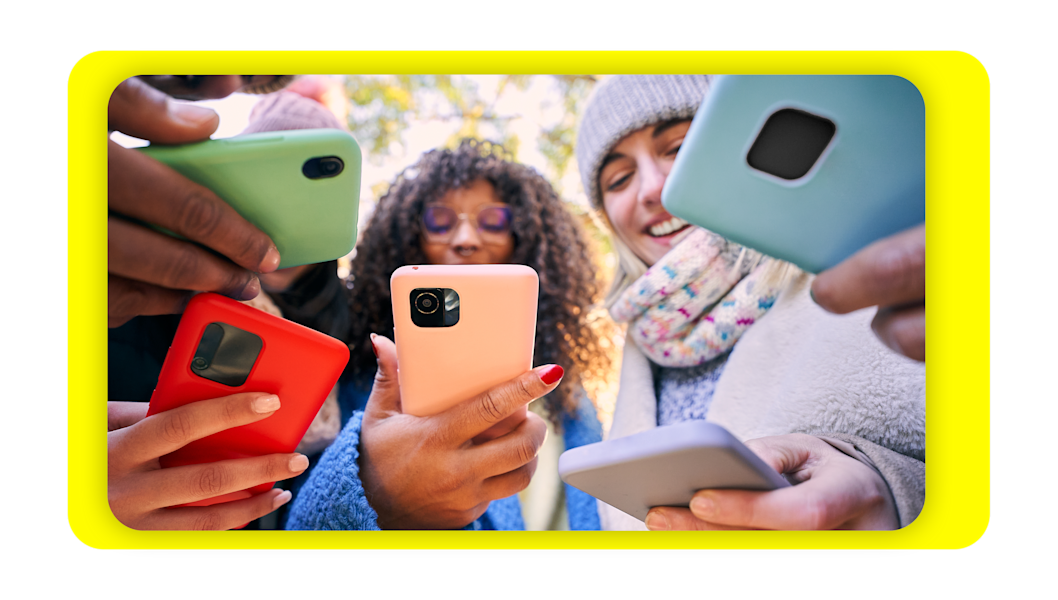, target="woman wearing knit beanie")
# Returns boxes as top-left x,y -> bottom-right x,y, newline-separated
575,75 -> 925,531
